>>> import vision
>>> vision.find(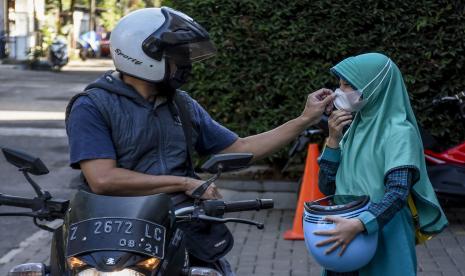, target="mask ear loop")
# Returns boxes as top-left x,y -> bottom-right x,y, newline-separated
359,59 -> 392,99
348,59 -> 392,109
339,59 -> 392,149
364,64 -> 392,103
